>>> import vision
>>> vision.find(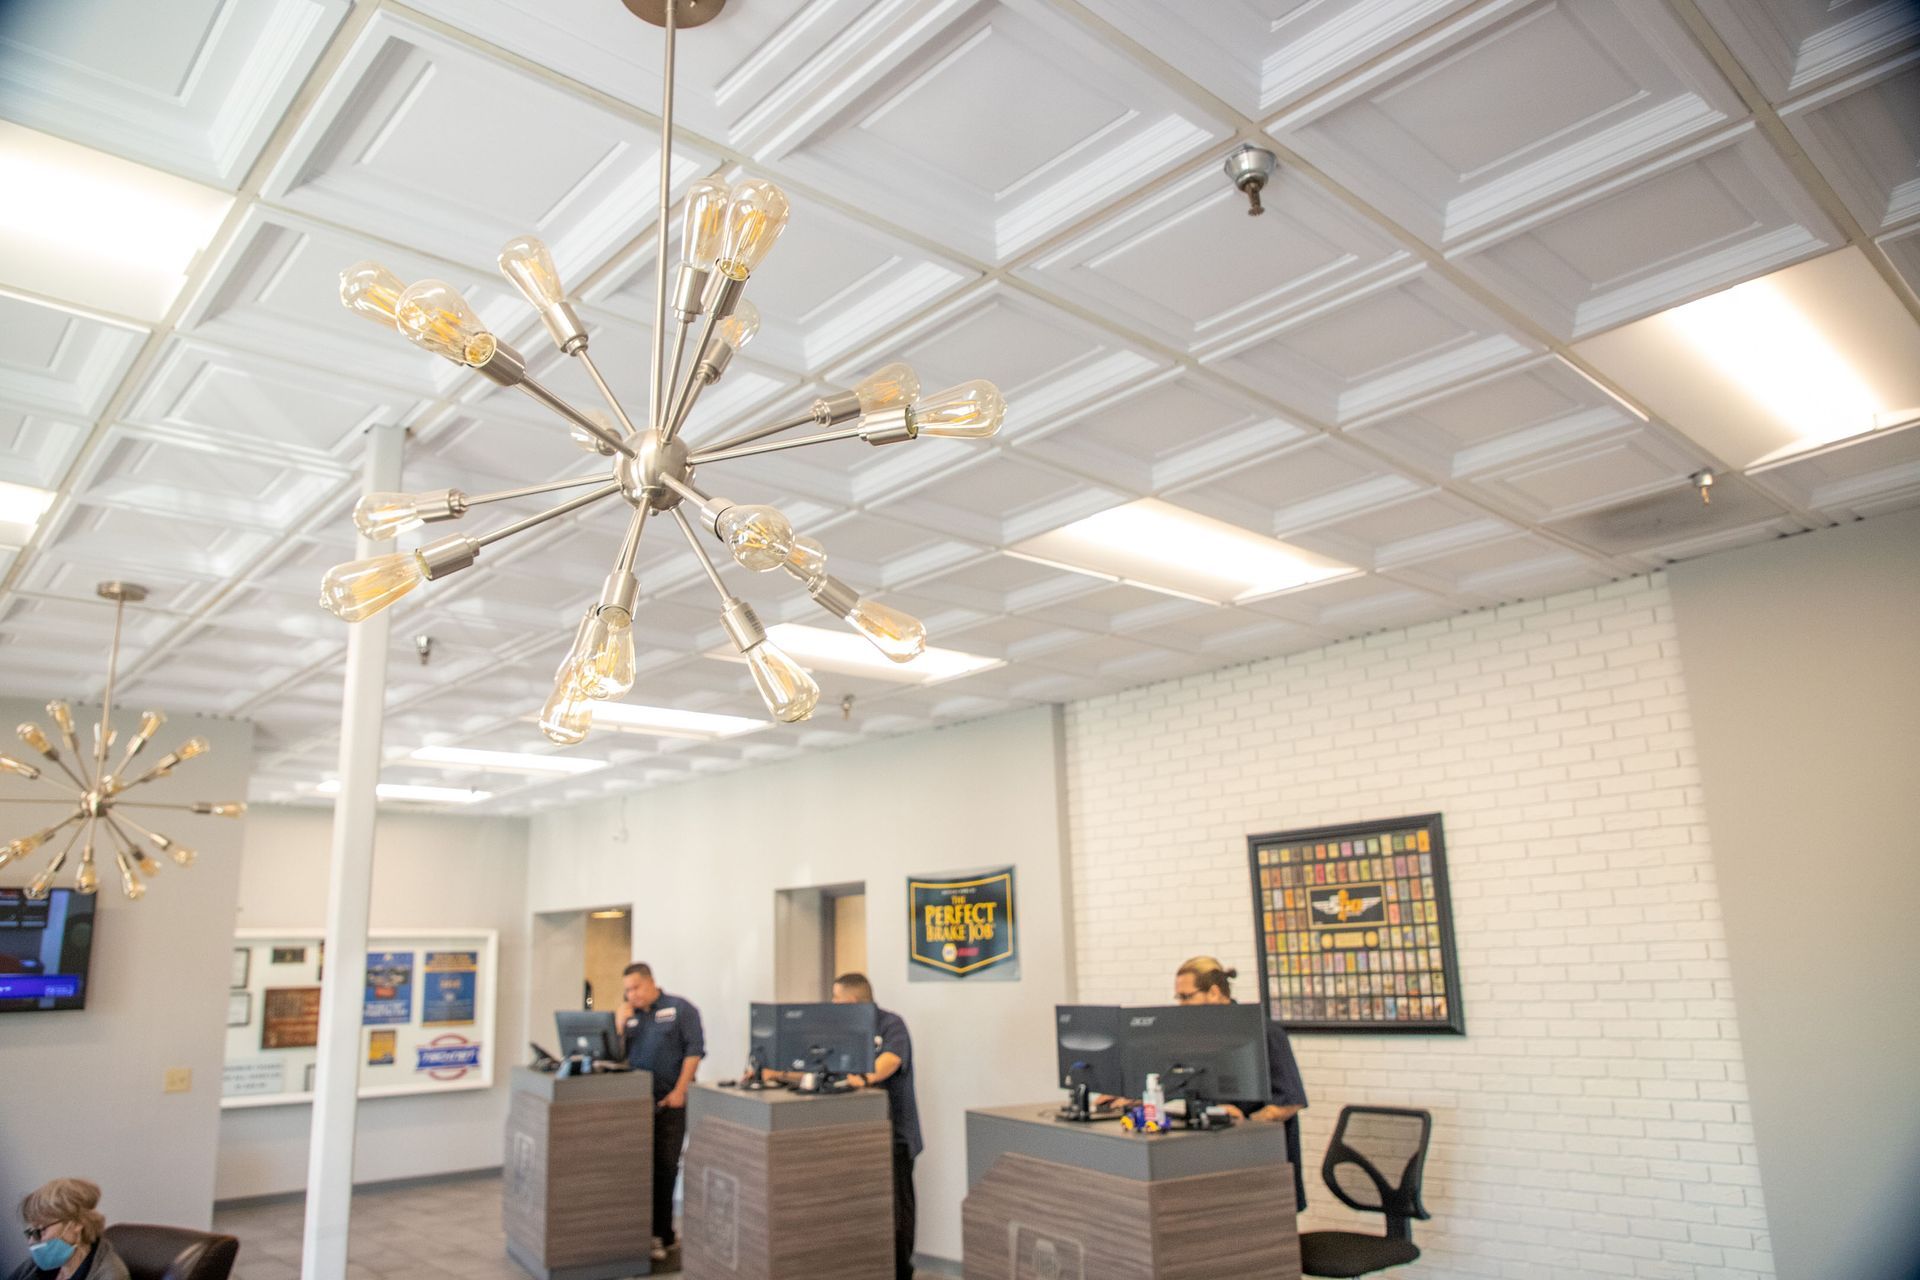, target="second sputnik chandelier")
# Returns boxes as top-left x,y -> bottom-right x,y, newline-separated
318,0 -> 1004,743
